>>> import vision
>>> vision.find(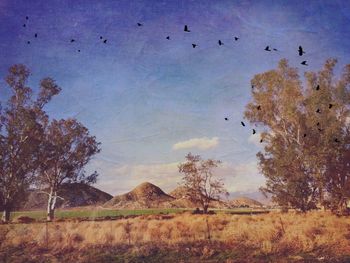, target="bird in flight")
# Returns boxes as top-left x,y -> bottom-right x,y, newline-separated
23,24 -> 26,27
273,48 -> 278,51
257,105 -> 261,110
192,44 -> 197,48
329,104 -> 333,109
27,41 -> 30,44
303,133 -> 307,137
234,37 -> 239,41
316,85 -> 320,90
34,33 -> 37,38
26,16 -> 29,20
218,40 -> 223,46
252,129 -> 256,134
103,39 -> 107,44
166,36 -> 170,40
334,138 -> 340,143
70,39 -> 75,43
265,46 -> 271,51
241,121 -> 245,127
260,139 -> 263,143
224,117 -> 228,121
301,61 -> 308,66
78,50 -> 81,52
316,108 -> 321,113
137,23 -> 143,26
184,25 -> 190,32
298,46 -> 305,56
